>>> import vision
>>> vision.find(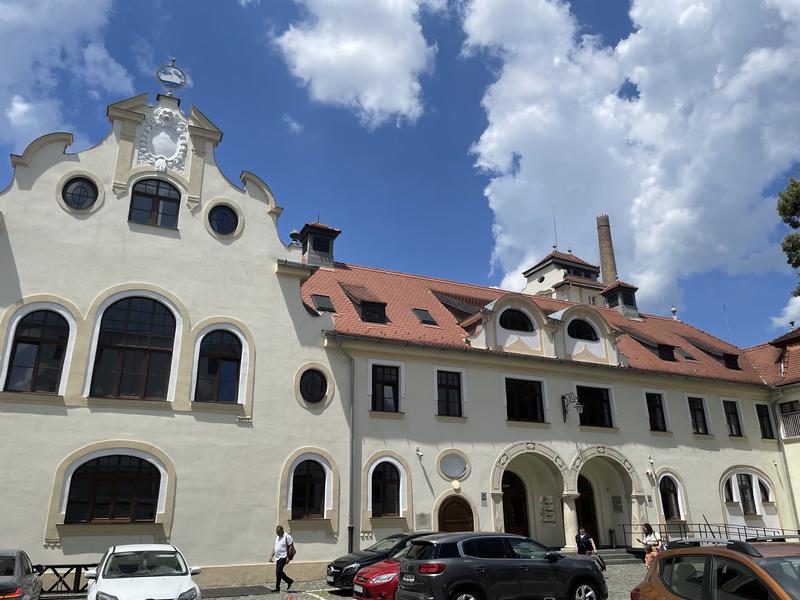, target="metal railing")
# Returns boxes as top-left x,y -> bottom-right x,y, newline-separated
41,564 -> 96,594
617,523 -> 800,549
780,411 -> 800,438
